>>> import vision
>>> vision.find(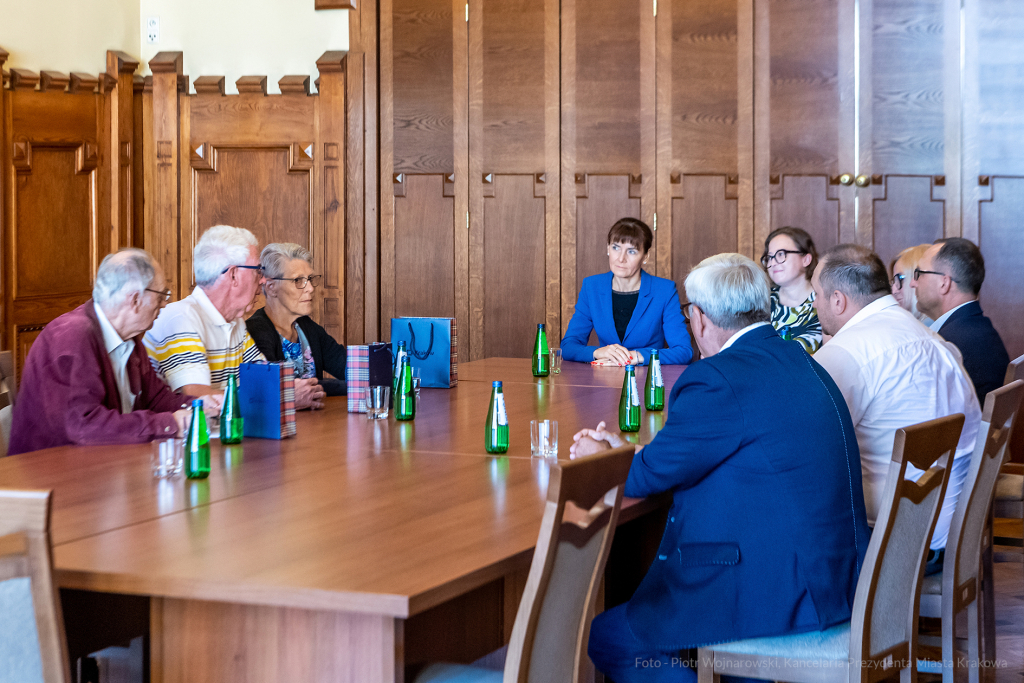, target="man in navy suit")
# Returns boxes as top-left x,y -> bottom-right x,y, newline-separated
912,237 -> 1010,403
571,253 -> 870,683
